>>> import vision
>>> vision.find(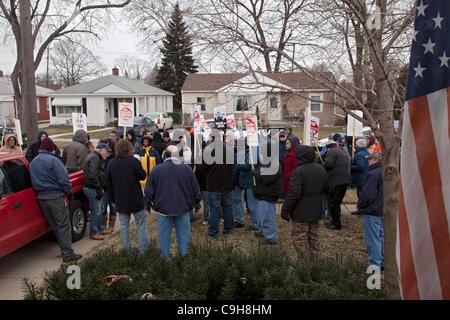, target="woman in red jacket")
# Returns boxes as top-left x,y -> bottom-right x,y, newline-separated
282,136 -> 300,193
